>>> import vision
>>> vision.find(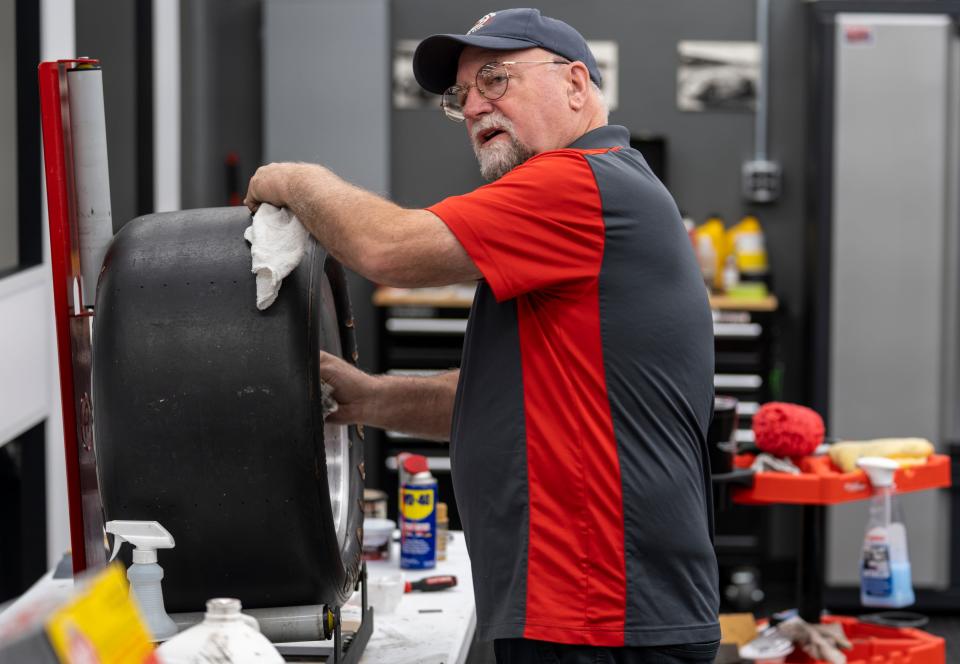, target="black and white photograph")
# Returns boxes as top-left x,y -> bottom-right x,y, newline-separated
393,38 -> 438,110
393,39 -> 619,112
587,40 -> 619,112
677,40 -> 760,112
